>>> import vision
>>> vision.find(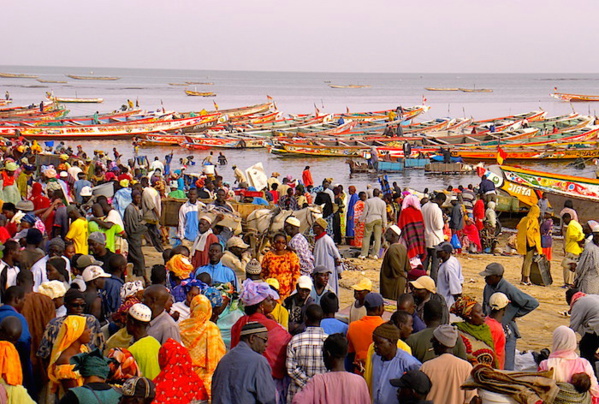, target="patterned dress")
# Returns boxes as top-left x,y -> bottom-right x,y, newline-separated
261,250 -> 301,300
353,200 -> 366,248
